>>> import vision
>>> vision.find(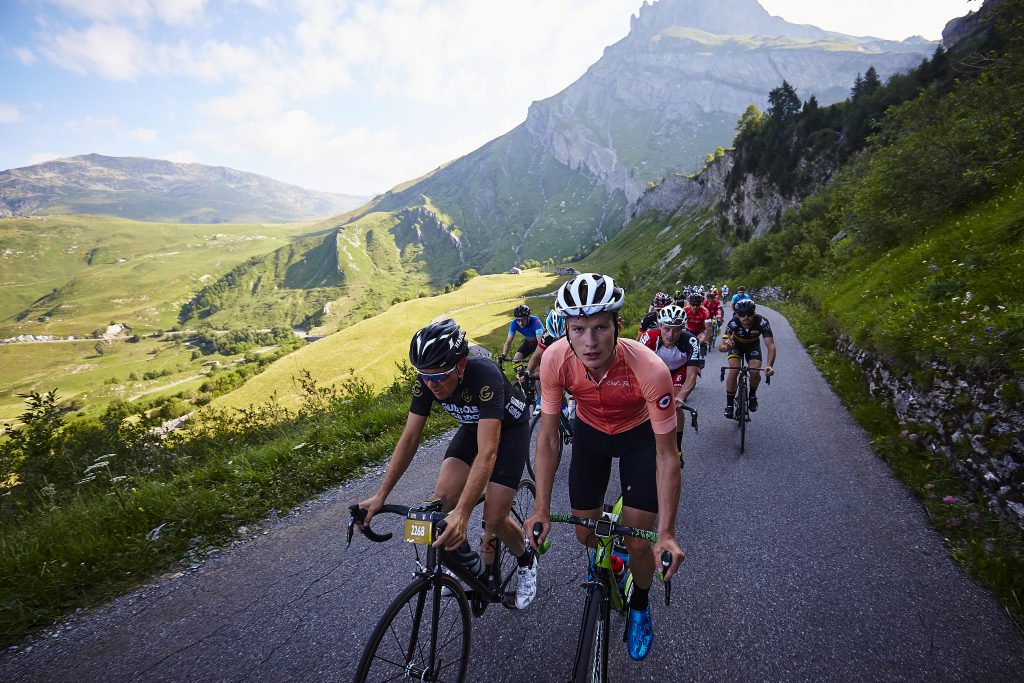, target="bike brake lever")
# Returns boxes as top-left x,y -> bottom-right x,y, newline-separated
346,504 -> 364,549
661,550 -> 672,606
